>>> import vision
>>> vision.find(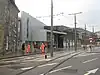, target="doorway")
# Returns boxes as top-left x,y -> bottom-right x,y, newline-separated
58,34 -> 63,48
